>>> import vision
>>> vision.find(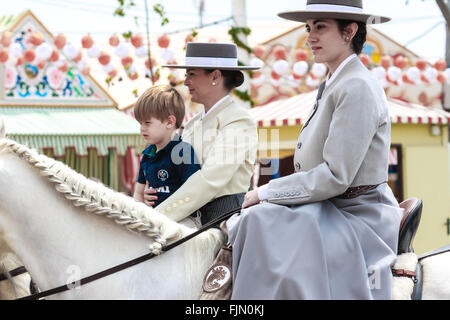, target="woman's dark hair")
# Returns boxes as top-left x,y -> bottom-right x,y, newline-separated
204,69 -> 244,91
337,20 -> 367,55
